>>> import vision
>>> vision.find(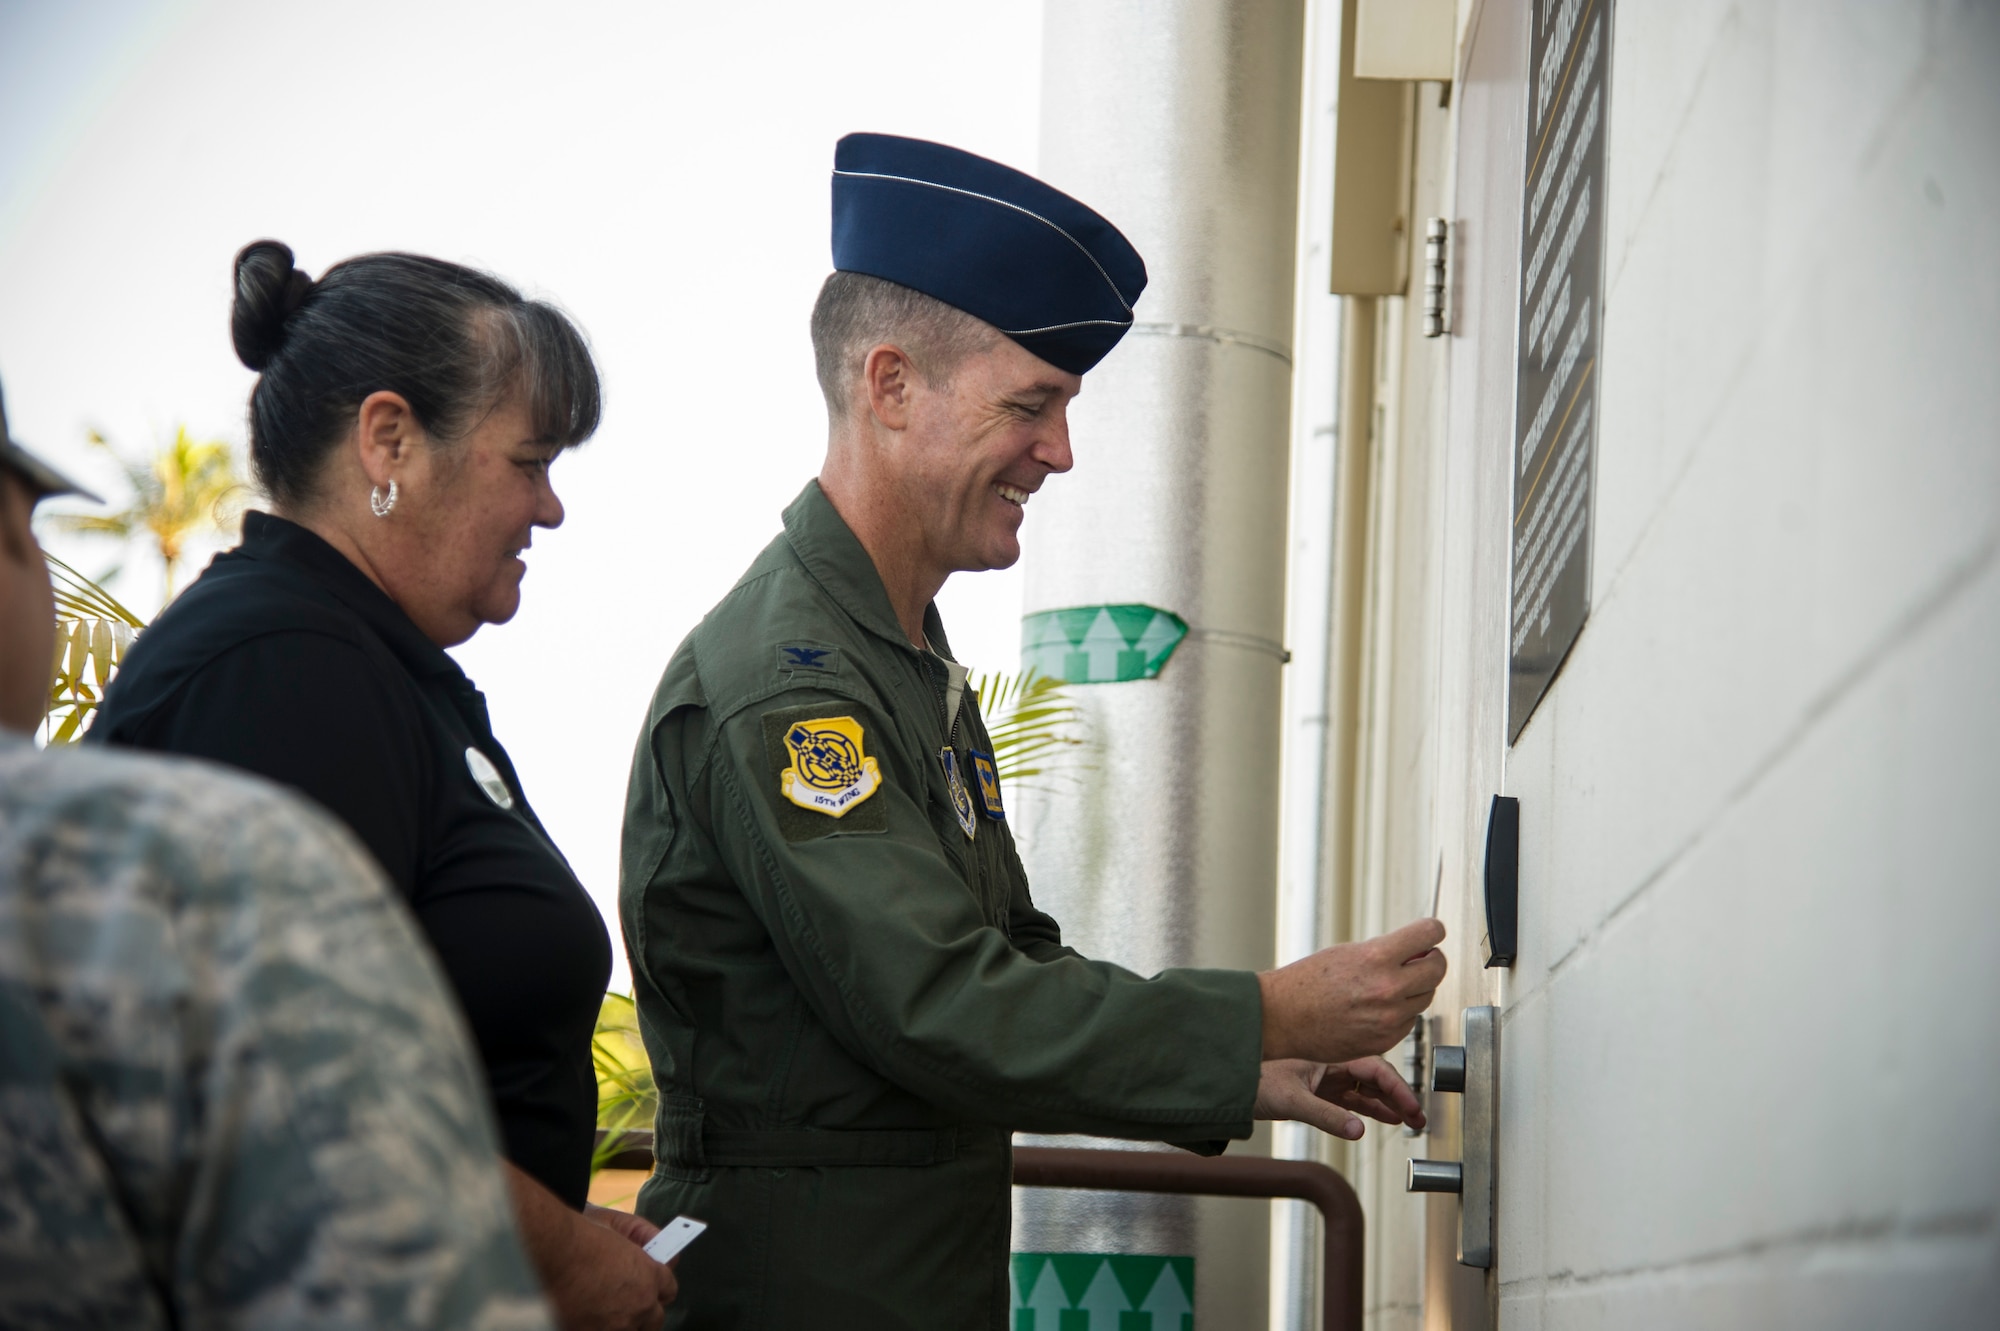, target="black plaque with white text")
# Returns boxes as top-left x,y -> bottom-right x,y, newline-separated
1509,0 -> 1611,742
